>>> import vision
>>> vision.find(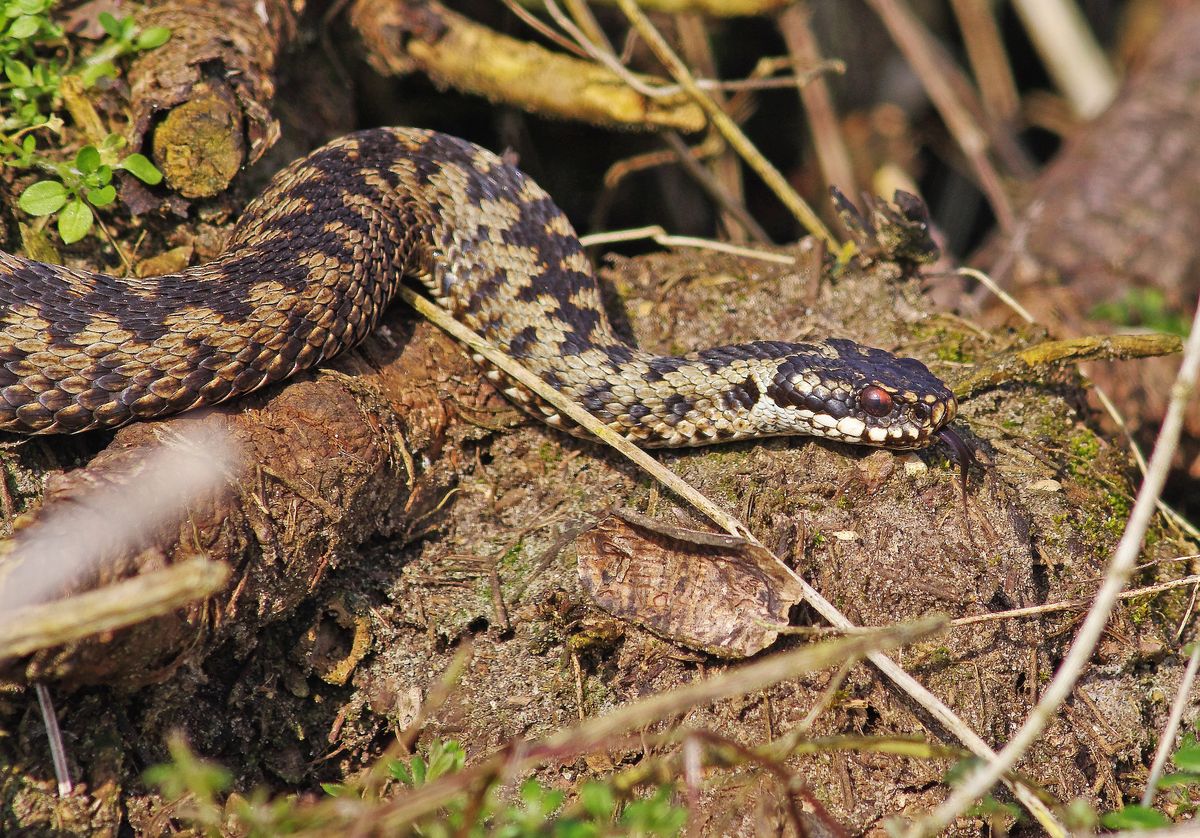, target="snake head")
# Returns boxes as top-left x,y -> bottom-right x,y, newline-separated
761,338 -> 957,450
